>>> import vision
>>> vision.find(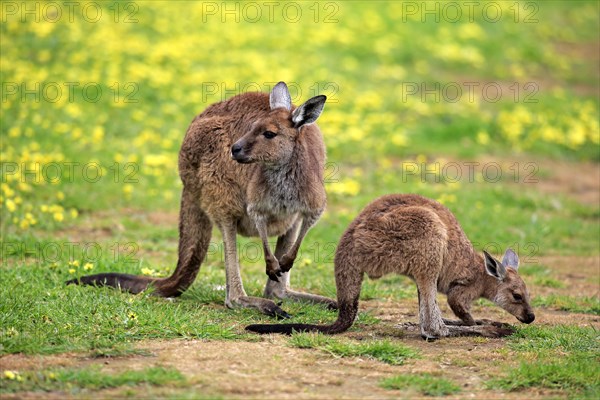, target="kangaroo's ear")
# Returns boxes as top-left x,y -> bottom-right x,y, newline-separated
292,95 -> 327,128
501,248 -> 520,270
270,81 -> 292,111
483,250 -> 507,280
